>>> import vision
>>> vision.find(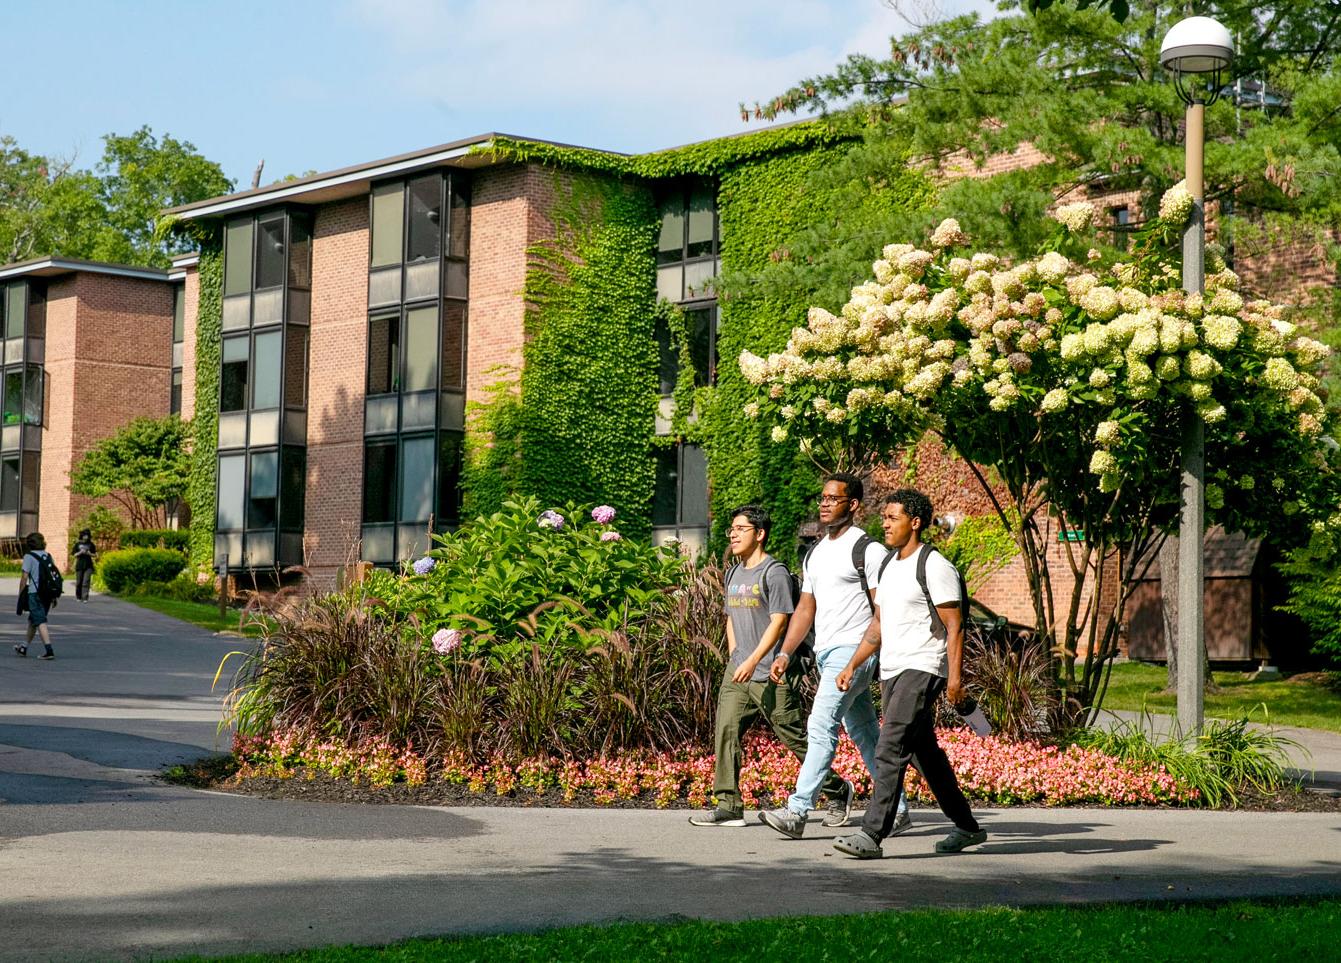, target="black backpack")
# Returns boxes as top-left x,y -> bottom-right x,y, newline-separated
876,543 -> 969,638
28,551 -> 64,604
